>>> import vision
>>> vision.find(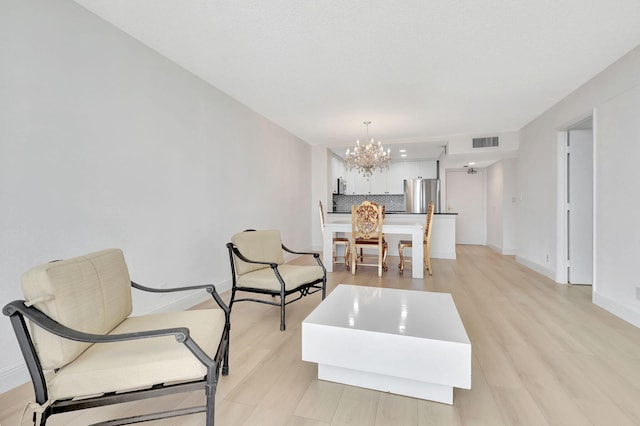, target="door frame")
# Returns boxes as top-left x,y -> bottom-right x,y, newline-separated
555,110 -> 596,285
